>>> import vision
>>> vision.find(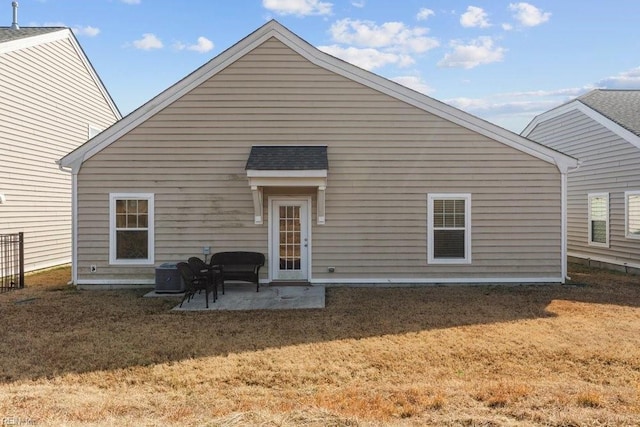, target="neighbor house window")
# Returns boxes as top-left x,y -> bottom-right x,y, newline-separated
109,193 -> 154,264
588,193 -> 609,247
428,194 -> 471,264
626,191 -> 640,239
